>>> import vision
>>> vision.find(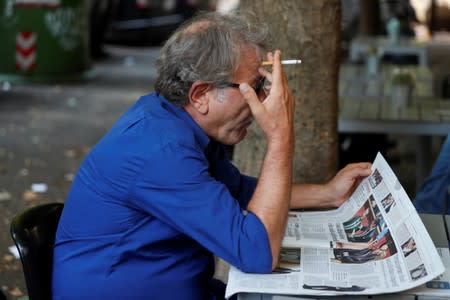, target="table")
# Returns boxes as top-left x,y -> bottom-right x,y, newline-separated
338,64 -> 445,191
349,36 -> 429,66
237,214 -> 449,300
339,98 -> 450,135
339,64 -> 433,99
